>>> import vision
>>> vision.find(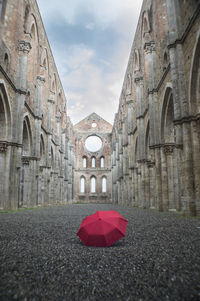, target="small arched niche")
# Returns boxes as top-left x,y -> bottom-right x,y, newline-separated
80,176 -> 85,193
102,176 -> 107,193
90,176 -> 96,193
